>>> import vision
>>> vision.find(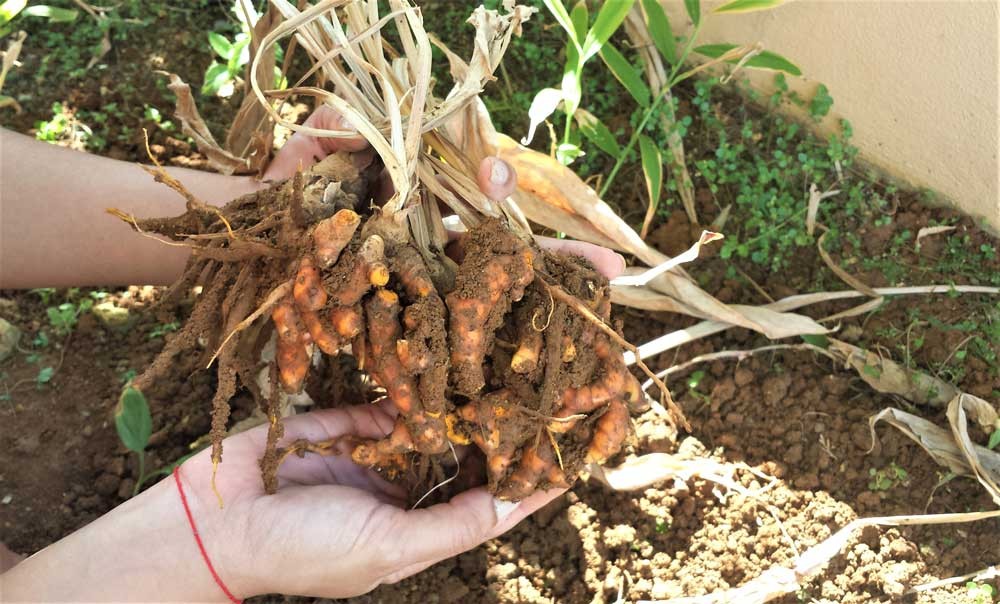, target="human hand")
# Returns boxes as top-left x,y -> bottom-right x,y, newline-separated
177,241 -> 624,600
262,103 -> 526,203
